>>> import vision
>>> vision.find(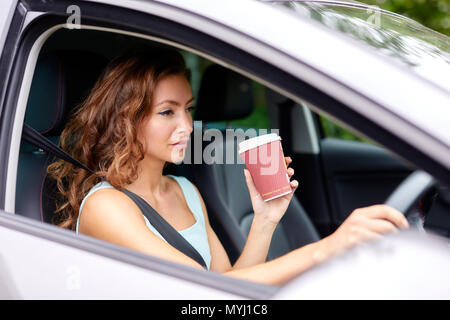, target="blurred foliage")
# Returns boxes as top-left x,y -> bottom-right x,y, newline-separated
320,0 -> 449,142
319,115 -> 373,143
357,0 -> 450,36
